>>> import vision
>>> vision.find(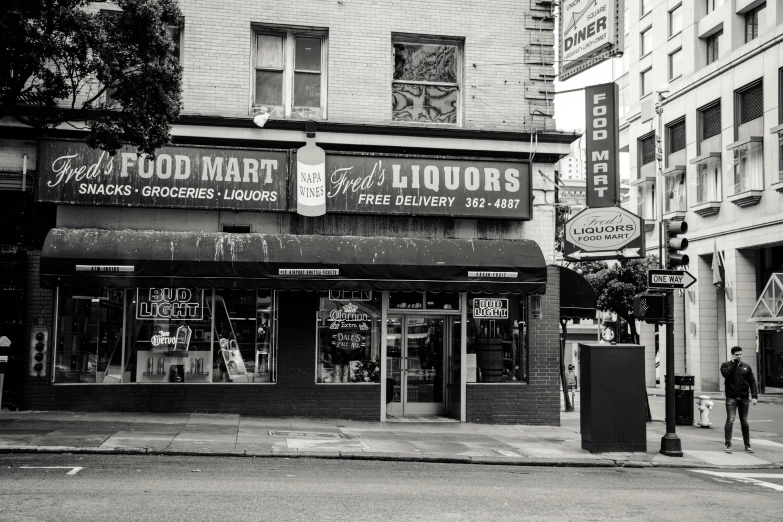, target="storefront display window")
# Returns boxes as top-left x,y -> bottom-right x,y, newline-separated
466,294 -> 527,383
53,287 -> 278,384
389,291 -> 460,311
316,292 -> 381,383
54,288 -> 125,383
